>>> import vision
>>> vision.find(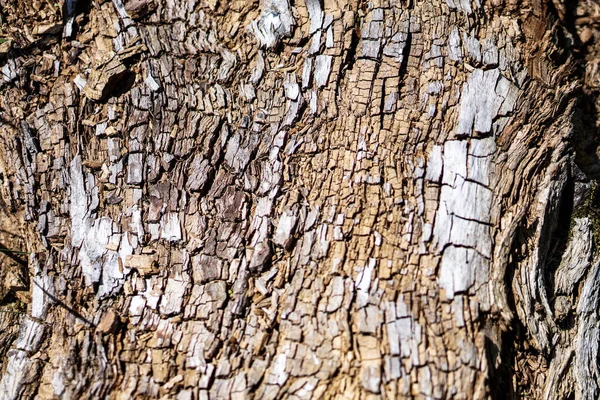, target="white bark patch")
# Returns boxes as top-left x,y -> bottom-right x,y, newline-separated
456,69 -> 501,135
302,57 -> 313,89
74,74 -> 87,90
0,316 -> 47,398
446,0 -> 478,14
30,255 -> 55,319
449,216 -> 492,258
273,208 -> 298,247
383,296 -> 423,388
326,276 -> 346,312
442,140 -> 467,185
314,55 -> 333,87
309,29 -> 322,54
467,137 -> 496,186
357,305 -> 381,334
355,258 -> 376,308
79,217 -> 113,285
383,31 -> 409,61
494,75 -> 519,117
315,223 -> 330,258
384,91 -> 398,113
439,246 -> 486,299
447,27 -> 462,61
483,39 -> 499,66
0,351 -> 32,399
418,366 -> 433,396
282,98 -> 302,127
283,73 -> 299,100
362,39 -> 382,59
98,246 -> 131,298
52,369 -> 66,397
432,138 -> 496,305
241,83 -> 256,102
309,90 -> 318,114
440,180 -> 492,223
361,363 -> 382,393
305,0 -> 323,34
361,11 -> 385,59
453,296 -> 465,327
425,145 -> 444,182
161,212 -> 182,242
31,275 -> 54,319
469,136 -> 496,157
145,74 -> 160,91
248,0 -> 295,48
326,24 -> 334,48
387,314 -> 422,363
462,32 -> 482,63
70,156 -> 135,295
15,318 -> 45,352
182,322 -> 216,369
266,354 -> 289,385
144,285 -> 161,311
70,155 -> 90,248
129,295 -> 146,316
2,59 -> 17,82
160,278 -> 188,316
217,49 -> 237,82
250,51 -> 265,84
